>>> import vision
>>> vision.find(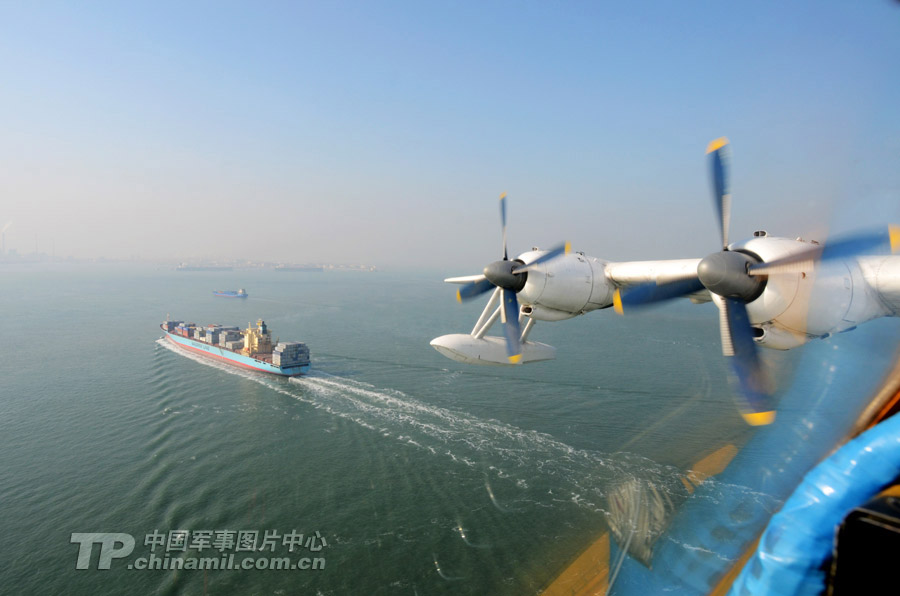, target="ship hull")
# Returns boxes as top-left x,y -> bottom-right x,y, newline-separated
162,329 -> 309,376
